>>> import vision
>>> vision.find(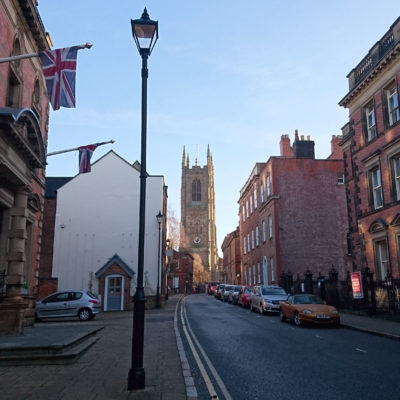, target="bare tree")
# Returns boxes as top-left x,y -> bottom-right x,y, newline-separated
167,208 -> 180,250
